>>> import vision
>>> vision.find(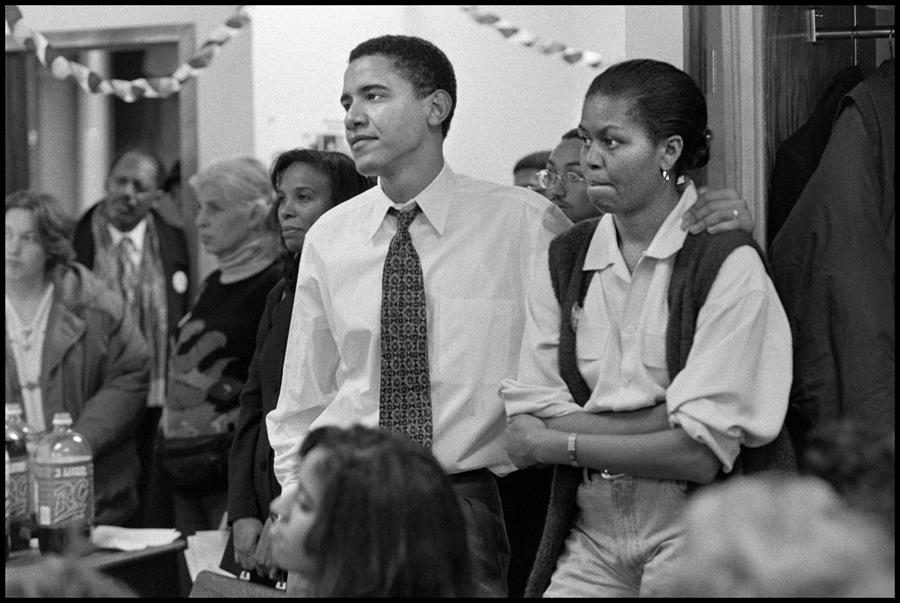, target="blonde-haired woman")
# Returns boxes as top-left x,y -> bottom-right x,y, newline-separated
156,156 -> 282,543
